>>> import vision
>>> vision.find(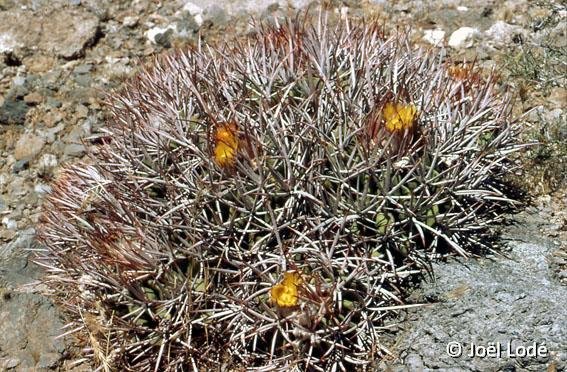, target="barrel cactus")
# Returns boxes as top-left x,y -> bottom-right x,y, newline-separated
37,11 -> 519,371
